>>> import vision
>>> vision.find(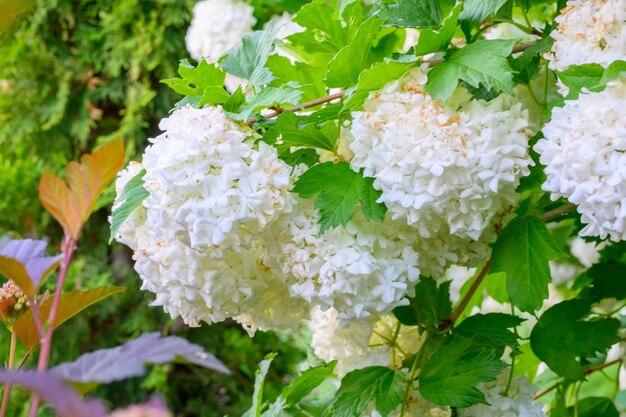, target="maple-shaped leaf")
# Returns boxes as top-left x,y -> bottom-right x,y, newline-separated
0,239 -> 61,296
39,137 -> 125,239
